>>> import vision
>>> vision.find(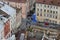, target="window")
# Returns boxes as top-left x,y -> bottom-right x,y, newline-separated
50,15 -> 52,18
52,21 -> 54,23
47,10 -> 49,13
37,4 -> 39,6
55,21 -> 57,24
48,5 -> 49,8
50,10 -> 52,13
58,2 -> 60,4
56,11 -> 58,13
53,11 -> 55,14
50,5 -> 52,8
56,6 -> 58,9
40,14 -> 42,16
40,4 -> 42,7
45,14 -> 47,17
44,4 -> 46,7
40,9 -> 42,11
54,6 -> 55,9
43,0 -> 45,2
7,2 -> 9,5
53,15 -> 54,18
9,34 -> 10,37
49,20 -> 51,22
51,1 -> 53,4
37,13 -> 39,16
44,9 -> 46,12
44,14 -> 46,16
55,16 -> 57,19
11,21 -> 12,23
37,8 -> 39,11
47,14 -> 49,17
